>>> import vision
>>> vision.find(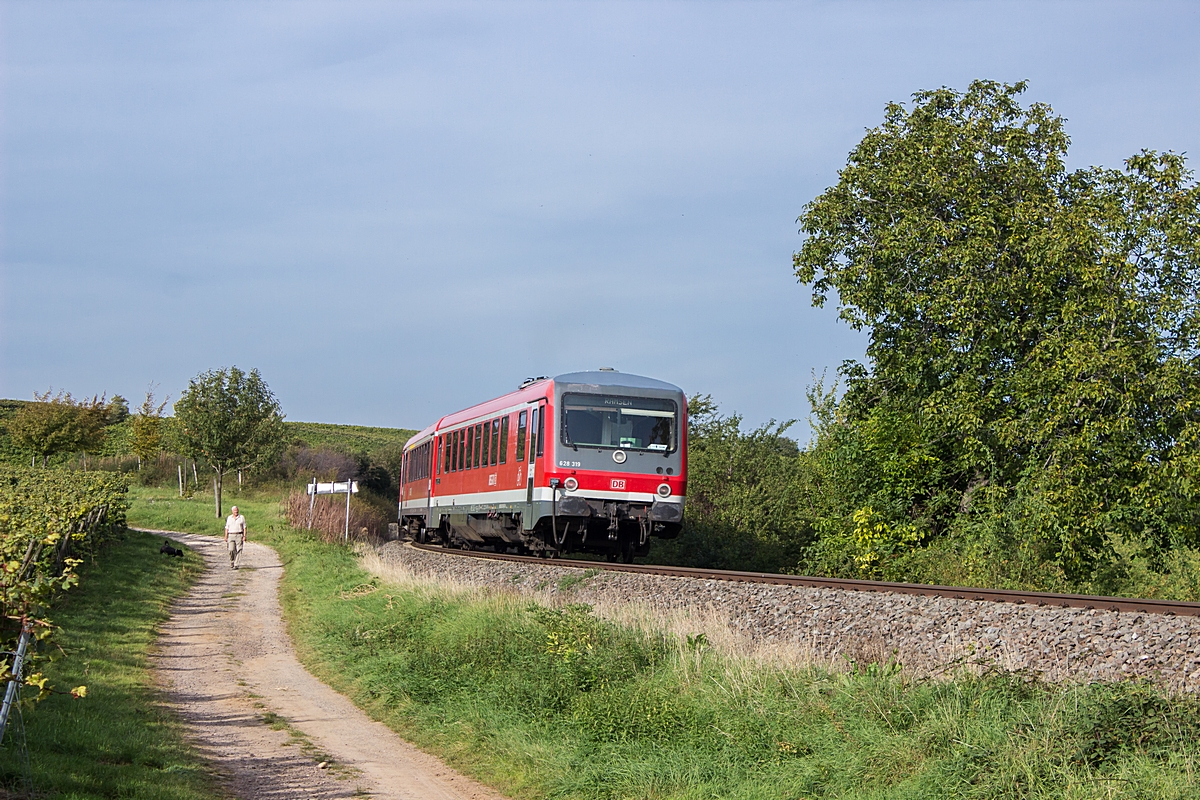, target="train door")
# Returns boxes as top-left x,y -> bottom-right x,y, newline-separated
523,402 -> 547,528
